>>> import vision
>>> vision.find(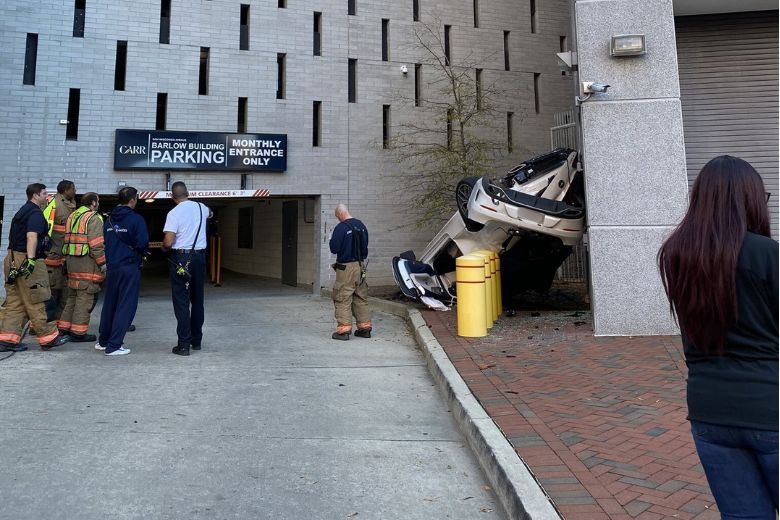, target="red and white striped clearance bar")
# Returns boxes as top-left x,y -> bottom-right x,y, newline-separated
137,189 -> 270,200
